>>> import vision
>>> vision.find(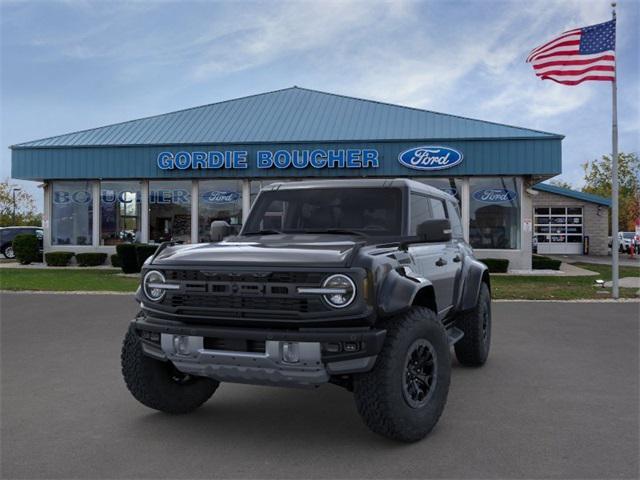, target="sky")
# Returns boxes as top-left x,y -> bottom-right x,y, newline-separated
1,0 -> 638,211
